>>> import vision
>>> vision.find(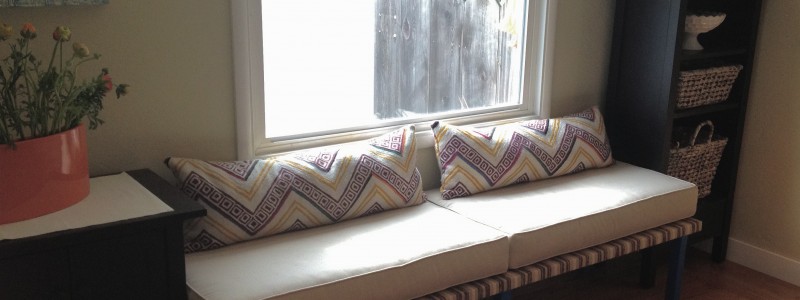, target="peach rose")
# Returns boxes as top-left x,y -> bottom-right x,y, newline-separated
20,22 -> 36,39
